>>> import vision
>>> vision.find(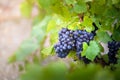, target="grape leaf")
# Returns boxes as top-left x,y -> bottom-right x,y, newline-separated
31,16 -> 51,42
112,0 -> 120,4
37,0 -> 57,8
81,16 -> 94,32
112,27 -> 120,41
50,31 -> 58,44
15,39 -> 39,61
97,30 -> 112,43
50,2 -> 72,21
85,0 -> 93,2
73,1 -> 87,14
68,51 -> 78,60
102,54 -> 109,63
91,15 -> 102,29
68,64 -> 109,80
42,61 -> 67,80
47,20 -> 56,33
85,41 -> 101,61
41,45 -> 54,56
81,42 -> 88,57
90,0 -> 105,15
20,61 -> 67,80
98,43 -> 104,52
64,0 -> 76,5
9,16 -> 51,62
20,64 -> 42,80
